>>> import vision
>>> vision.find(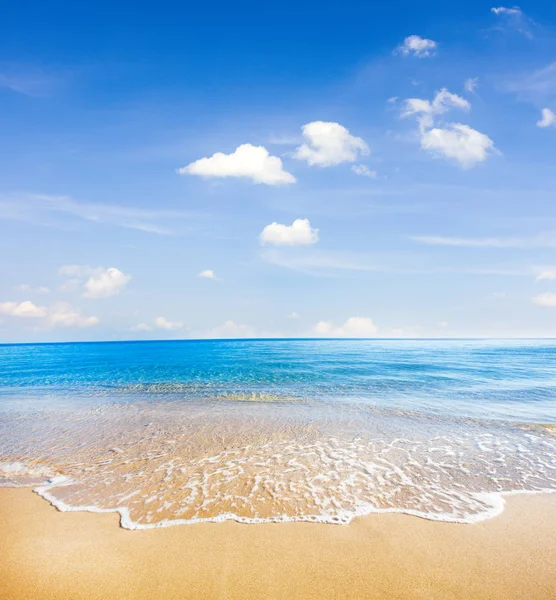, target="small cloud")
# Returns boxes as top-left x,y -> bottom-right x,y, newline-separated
59,265 -> 131,299
464,77 -> 479,93
537,108 -> 556,128
396,35 -> 437,58
204,320 -> 255,338
177,144 -> 295,185
83,267 -> 131,299
287,312 -> 300,319
493,292 -> 507,299
47,303 -> 99,328
293,121 -> 369,167
491,6 -> 522,16
420,124 -> 496,169
401,88 -> 471,128
259,219 -> 319,246
536,269 -> 556,281
198,269 -> 216,280
313,316 -> 378,337
154,316 -> 183,331
0,300 -> 47,318
532,293 -> 556,307
351,164 -> 377,178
